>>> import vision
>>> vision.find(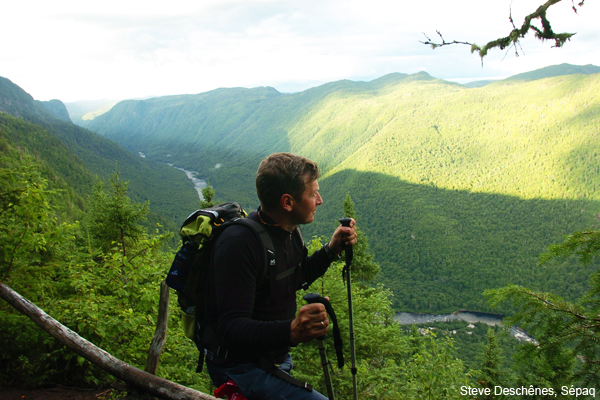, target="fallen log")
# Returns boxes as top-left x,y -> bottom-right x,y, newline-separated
0,282 -> 217,400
